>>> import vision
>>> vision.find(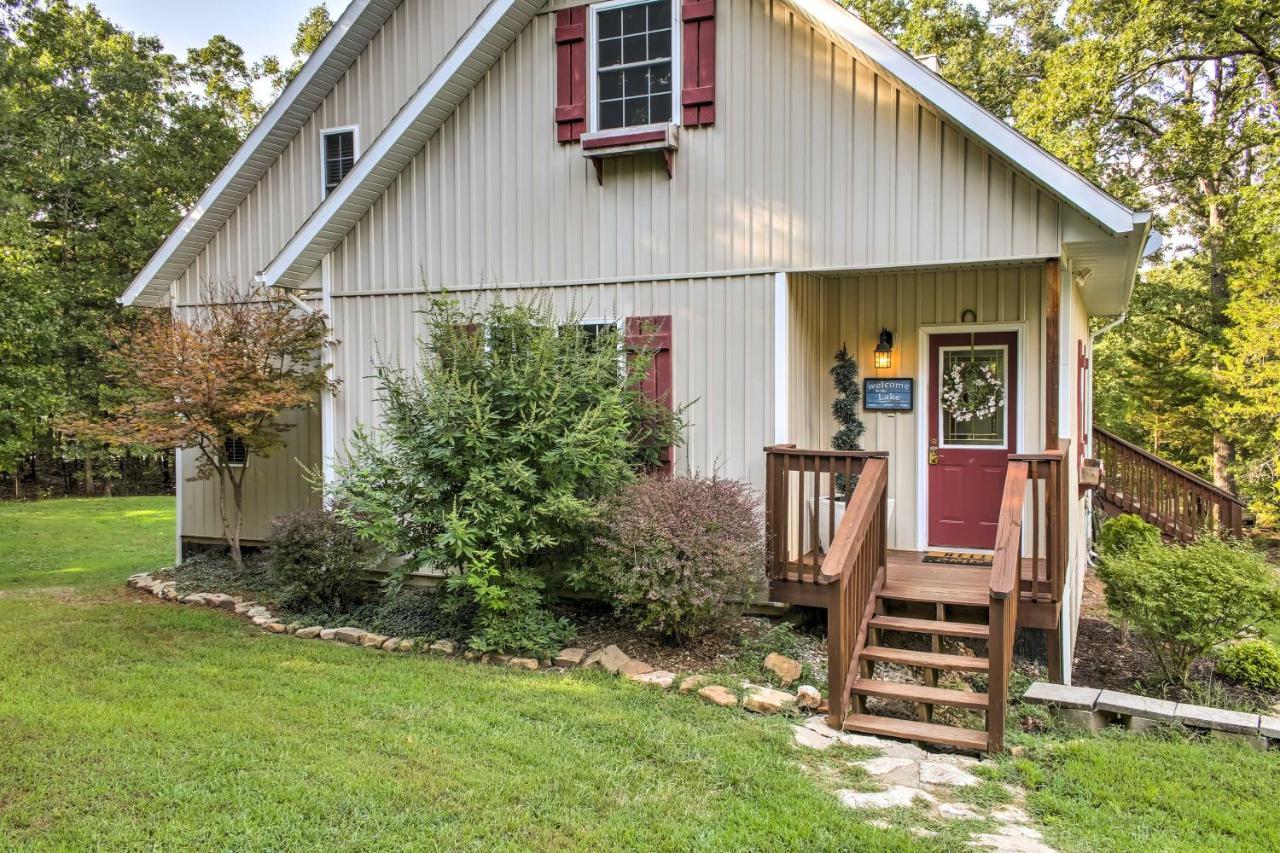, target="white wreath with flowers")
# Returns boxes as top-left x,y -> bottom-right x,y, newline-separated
941,360 -> 1005,422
